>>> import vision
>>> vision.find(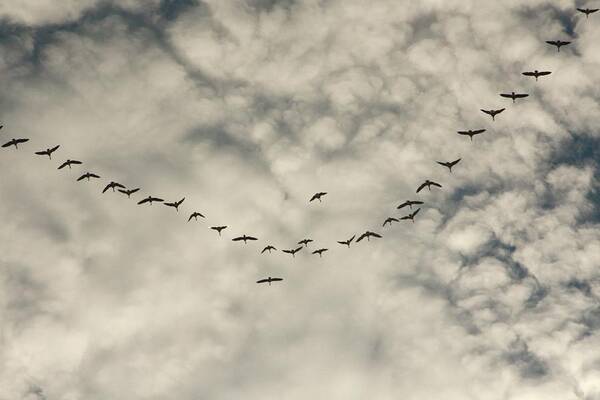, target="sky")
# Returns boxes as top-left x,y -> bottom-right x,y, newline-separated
0,0 -> 599,399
